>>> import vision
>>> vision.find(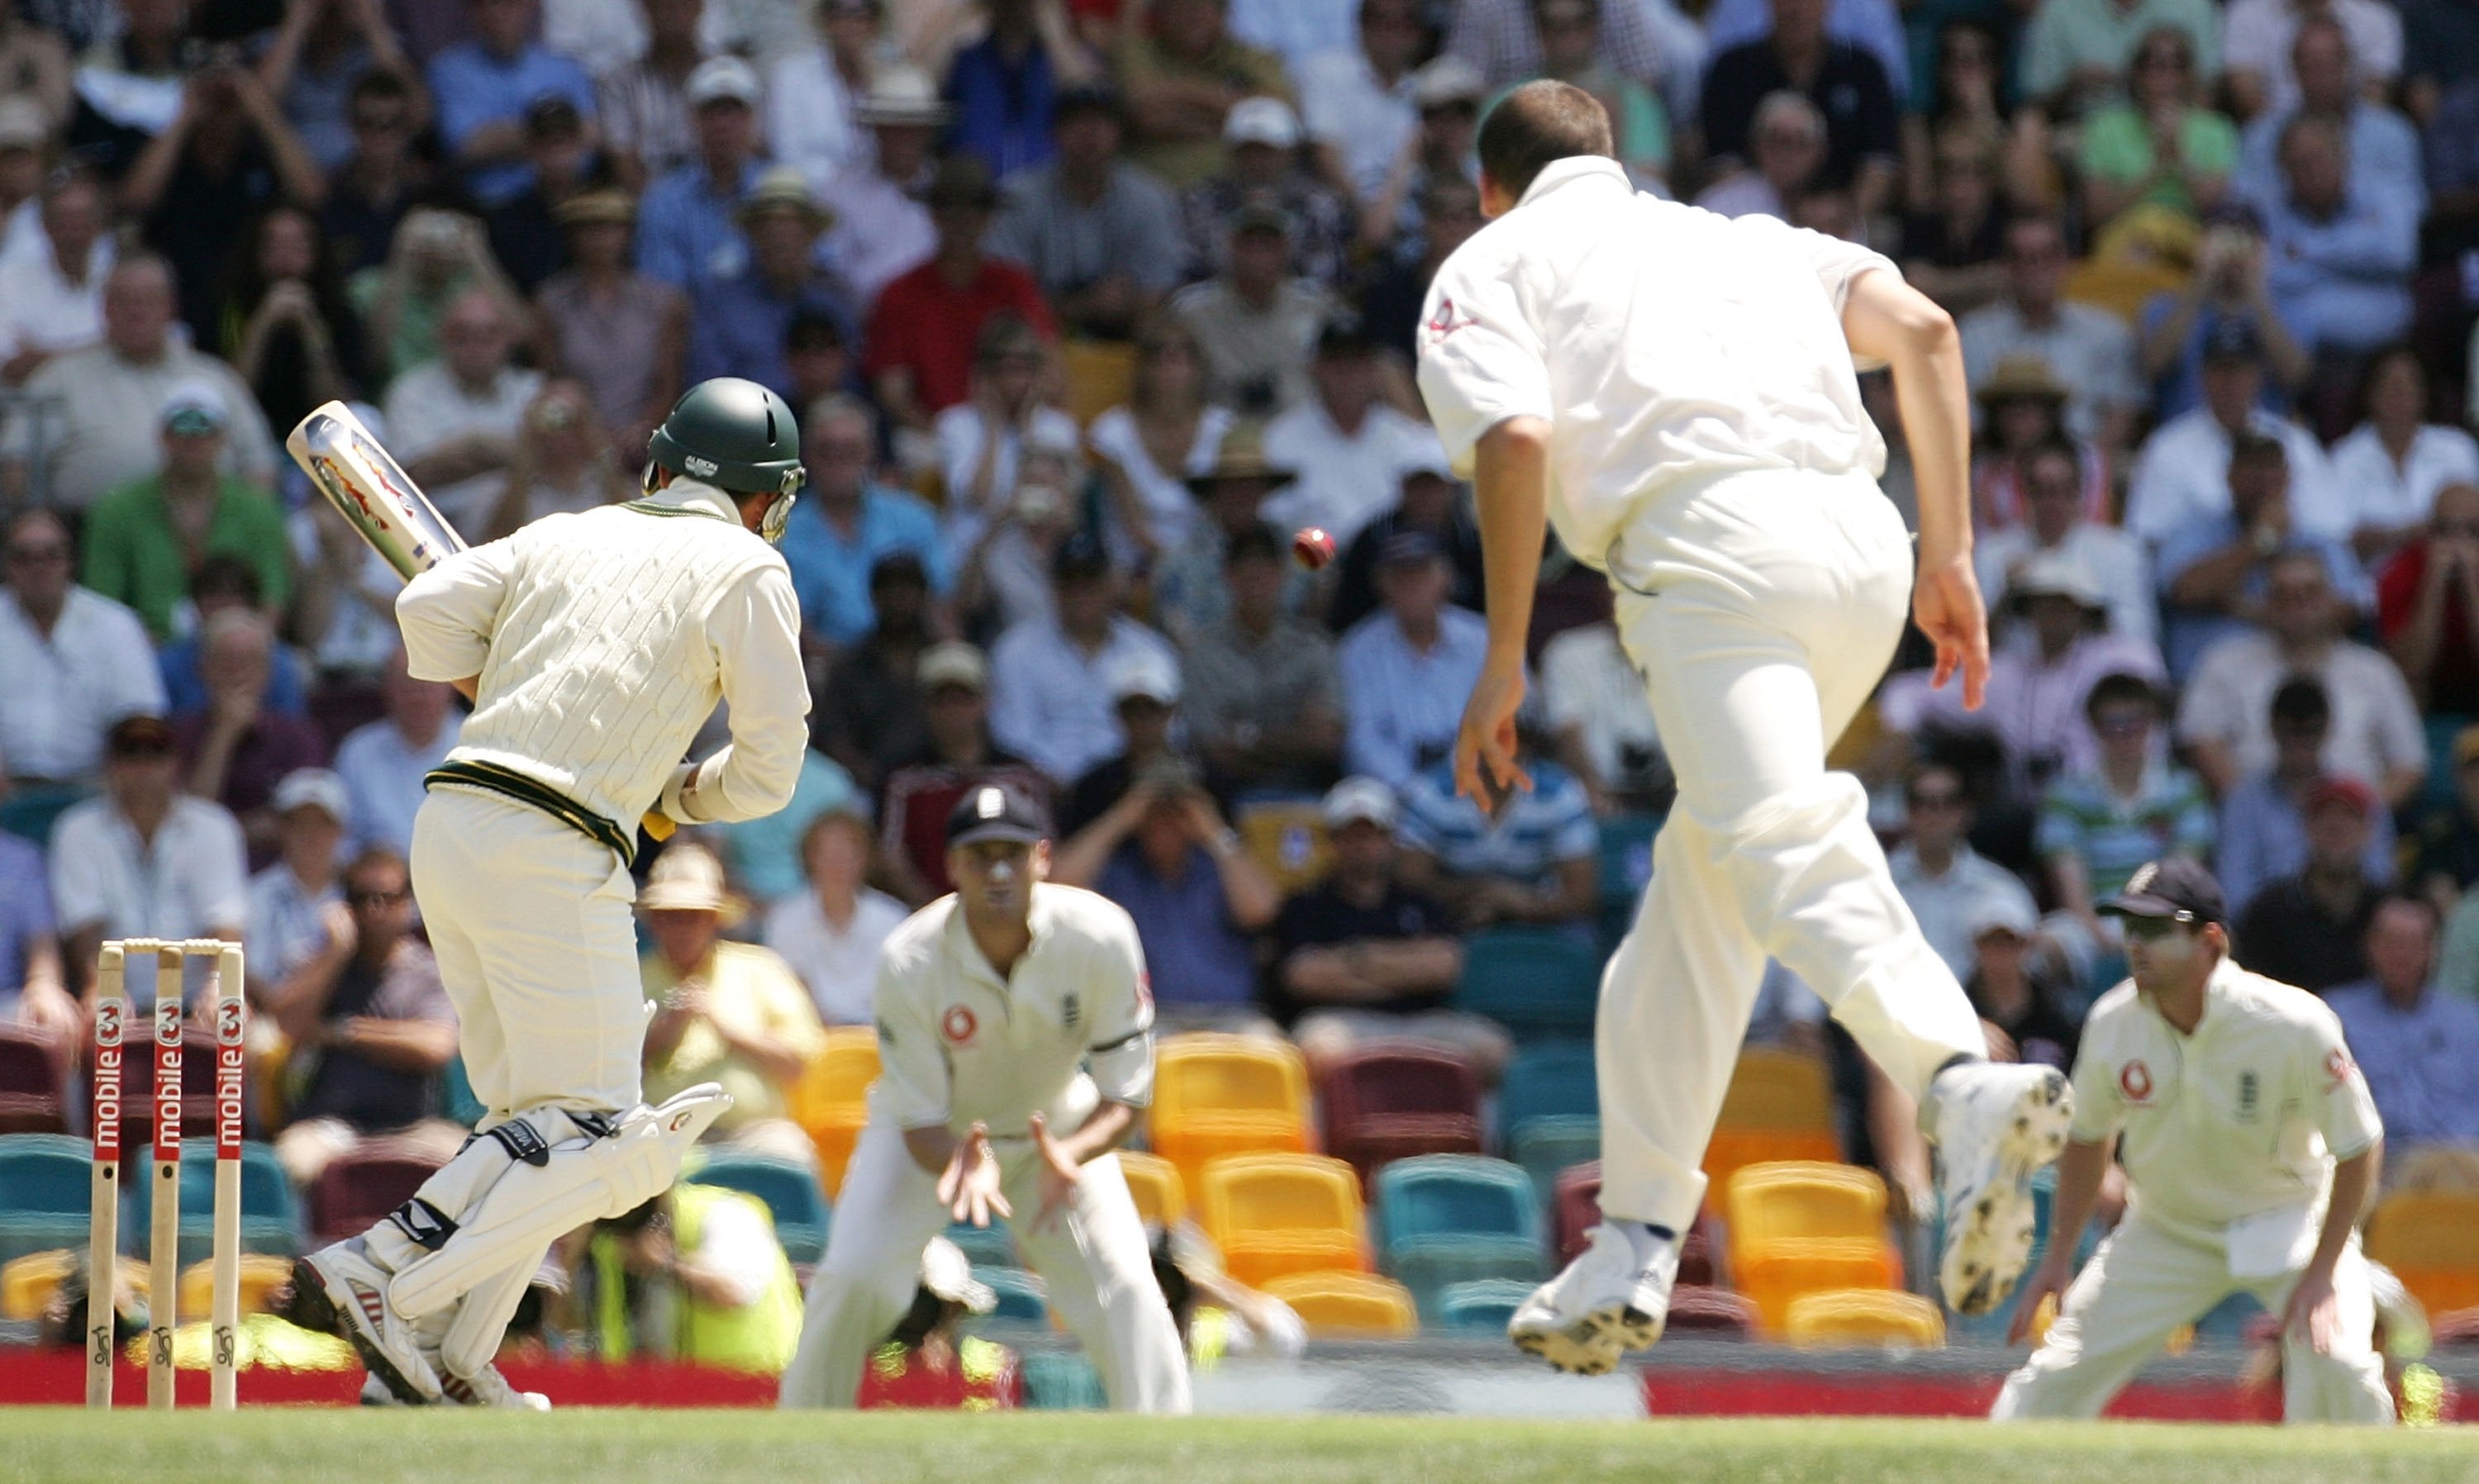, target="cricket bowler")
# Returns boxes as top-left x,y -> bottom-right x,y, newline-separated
778,781 -> 1190,1414
1415,81 -> 2073,1373
286,377 -> 811,1404
1994,859 -> 2393,1425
